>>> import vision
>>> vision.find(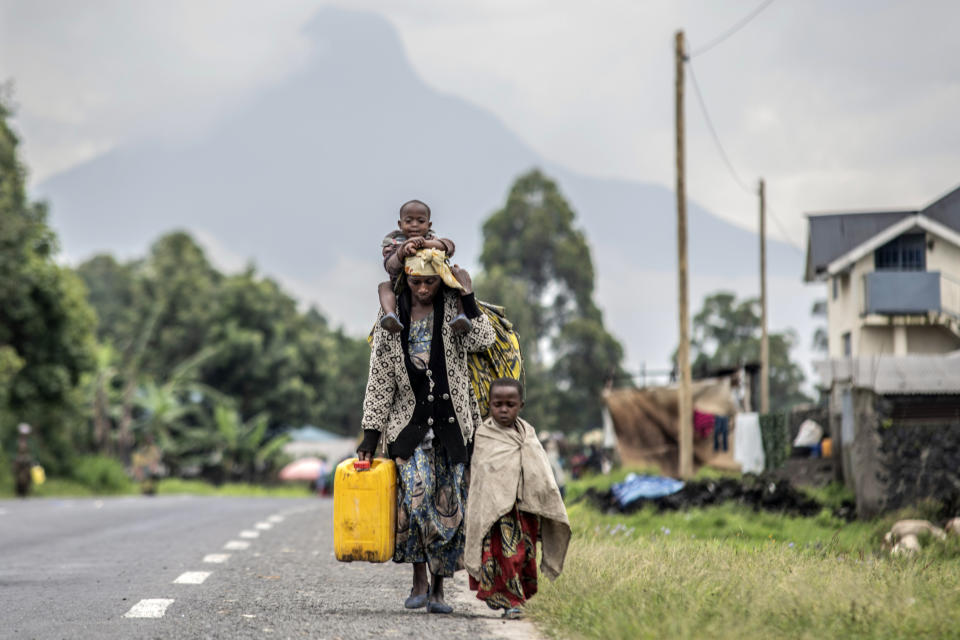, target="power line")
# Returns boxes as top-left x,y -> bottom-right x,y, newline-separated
685,57 -> 753,195
690,0 -> 778,58
767,205 -> 804,253
685,53 -> 805,253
